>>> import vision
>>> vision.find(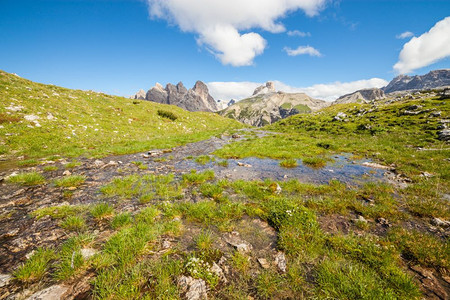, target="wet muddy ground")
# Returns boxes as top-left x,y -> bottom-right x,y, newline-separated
1,129 -> 441,299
